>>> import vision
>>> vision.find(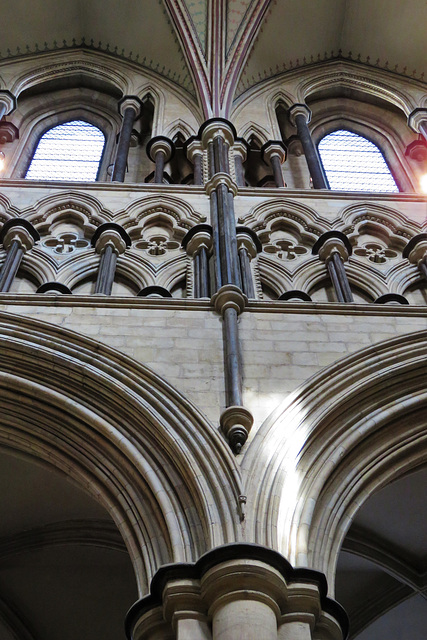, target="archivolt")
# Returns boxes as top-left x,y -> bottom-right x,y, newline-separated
244,330 -> 427,594
0,312 -> 241,594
